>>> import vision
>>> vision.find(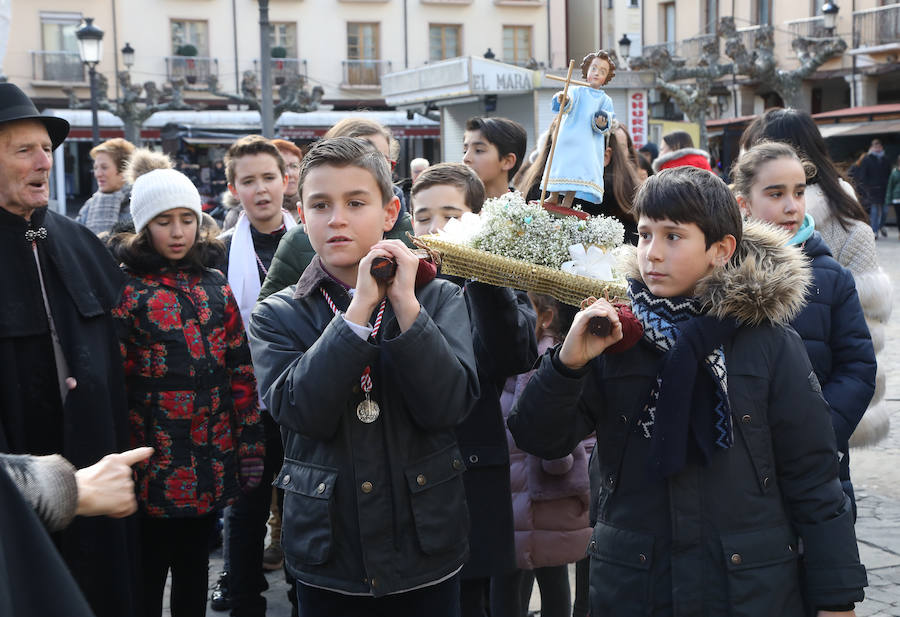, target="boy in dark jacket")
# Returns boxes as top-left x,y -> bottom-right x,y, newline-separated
410,163 -> 538,615
248,137 -> 480,616
214,135 -> 297,616
508,167 -> 867,616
